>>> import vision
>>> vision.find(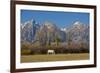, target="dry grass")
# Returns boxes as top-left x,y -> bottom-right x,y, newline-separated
21,53 -> 89,63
